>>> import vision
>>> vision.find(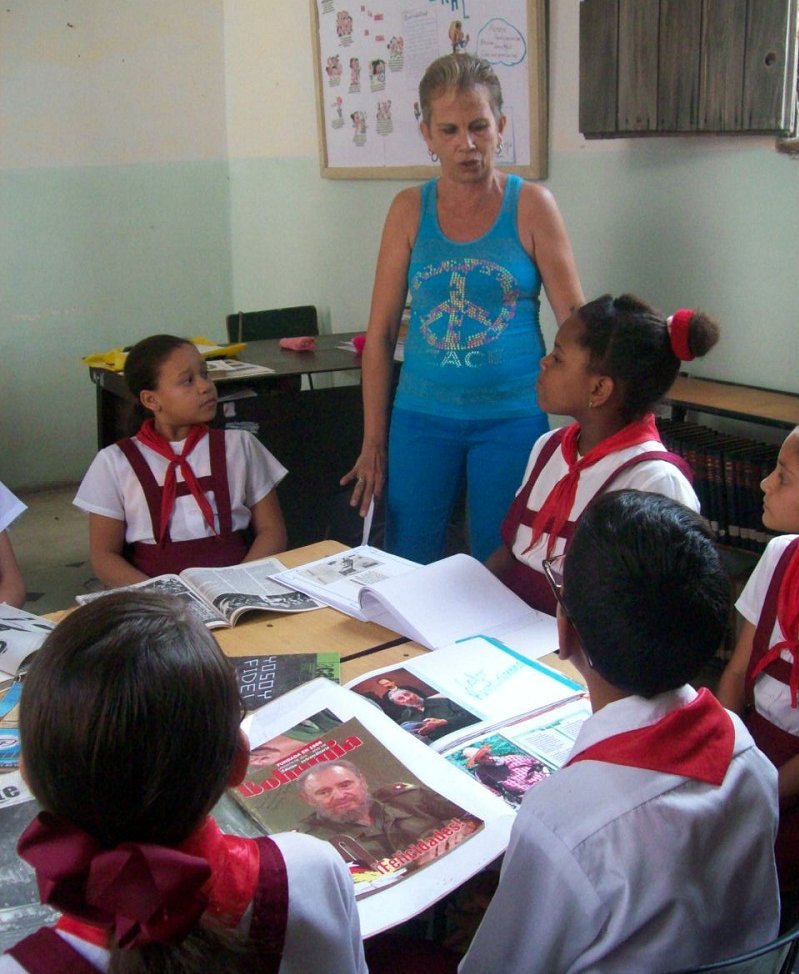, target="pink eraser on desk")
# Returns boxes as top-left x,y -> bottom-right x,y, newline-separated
352,334 -> 367,354
279,336 -> 316,351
